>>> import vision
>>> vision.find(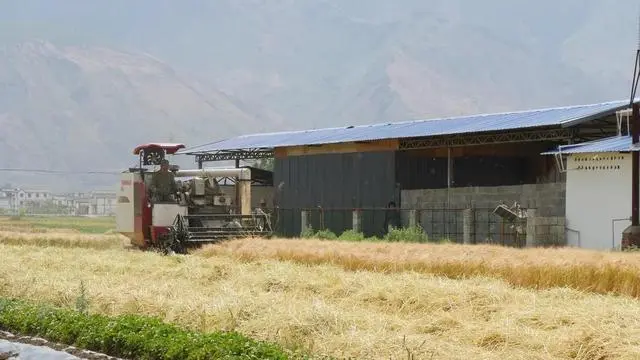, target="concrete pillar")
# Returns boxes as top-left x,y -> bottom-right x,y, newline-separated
526,209 -> 537,248
238,180 -> 251,216
352,210 -> 362,232
301,210 -> 310,235
463,208 -> 475,245
408,209 -> 418,228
